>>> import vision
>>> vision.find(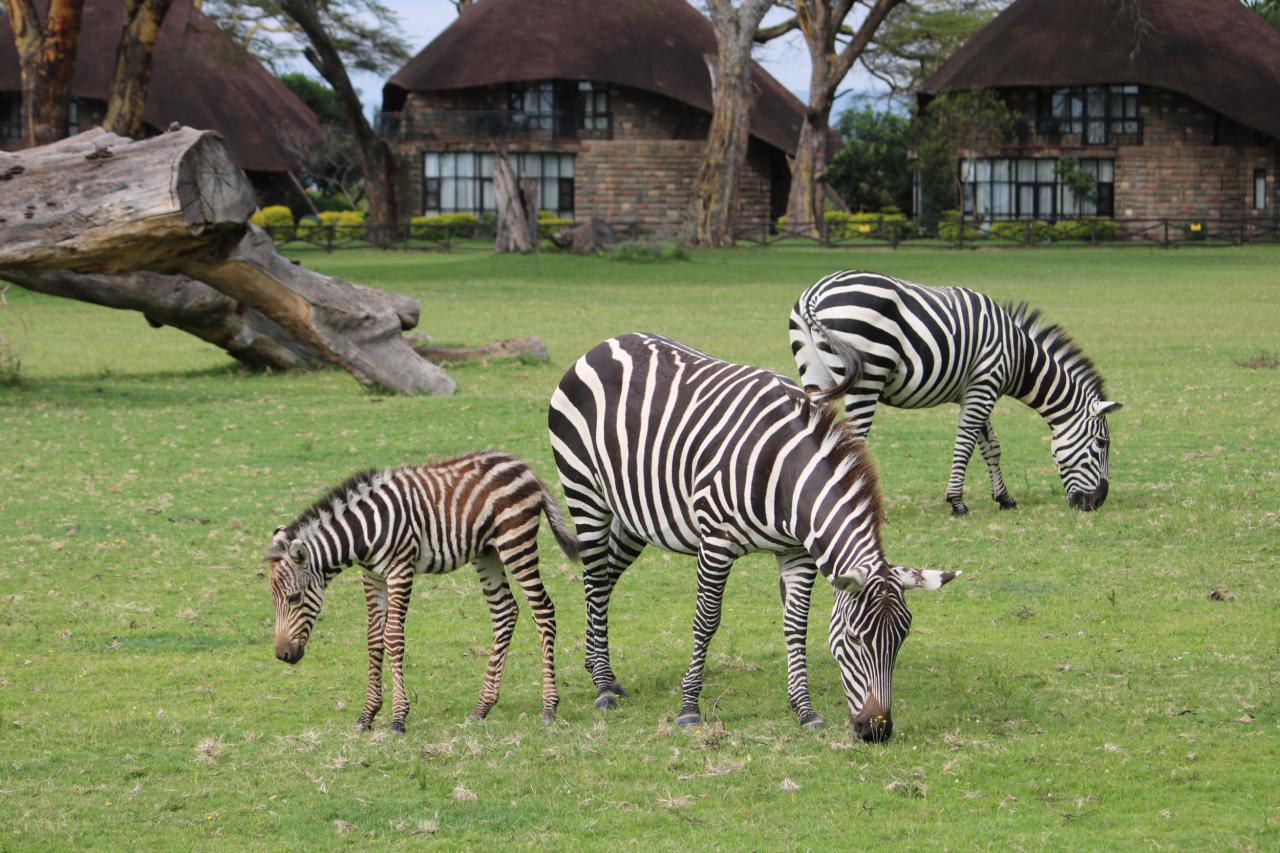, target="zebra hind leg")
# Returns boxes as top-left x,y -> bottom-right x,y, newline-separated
978,420 -> 1017,509
585,521 -> 644,710
496,530 -> 560,724
469,550 -> 518,722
